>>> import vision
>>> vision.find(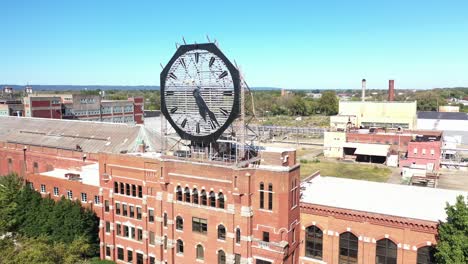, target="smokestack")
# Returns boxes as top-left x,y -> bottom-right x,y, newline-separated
388,80 -> 395,101
361,79 -> 366,102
